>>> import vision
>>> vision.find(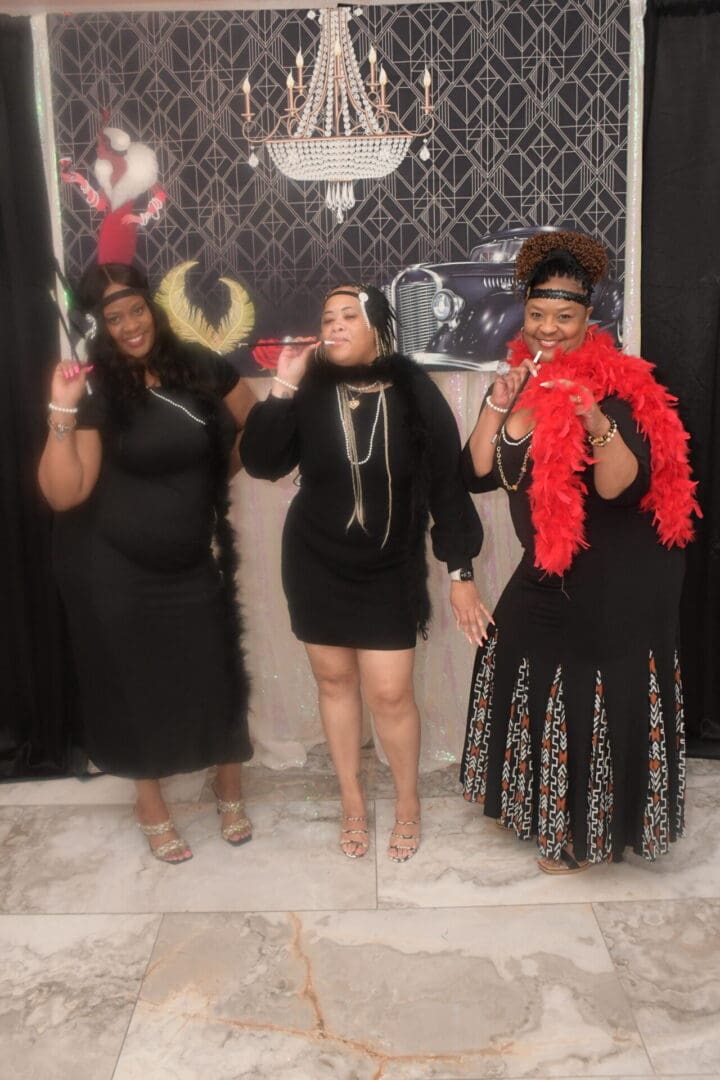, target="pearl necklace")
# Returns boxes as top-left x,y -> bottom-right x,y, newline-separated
147,388 -> 206,426
496,424 -> 532,492
501,424 -> 533,447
